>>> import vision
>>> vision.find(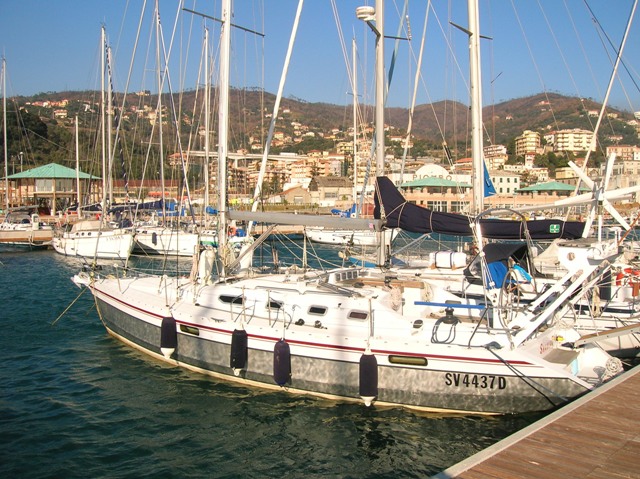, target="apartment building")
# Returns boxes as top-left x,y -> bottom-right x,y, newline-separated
545,128 -> 595,153
514,130 -> 541,157
606,145 -> 640,162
